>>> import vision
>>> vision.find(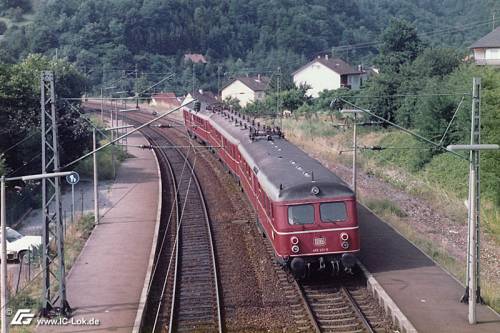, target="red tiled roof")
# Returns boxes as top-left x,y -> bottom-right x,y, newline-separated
184,53 -> 207,63
152,92 -> 181,106
293,57 -> 363,76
